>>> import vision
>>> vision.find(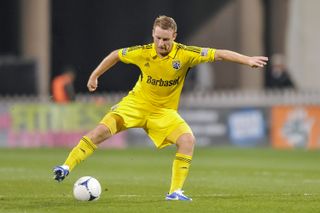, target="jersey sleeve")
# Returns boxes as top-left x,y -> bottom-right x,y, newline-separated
118,45 -> 143,65
184,46 -> 216,67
